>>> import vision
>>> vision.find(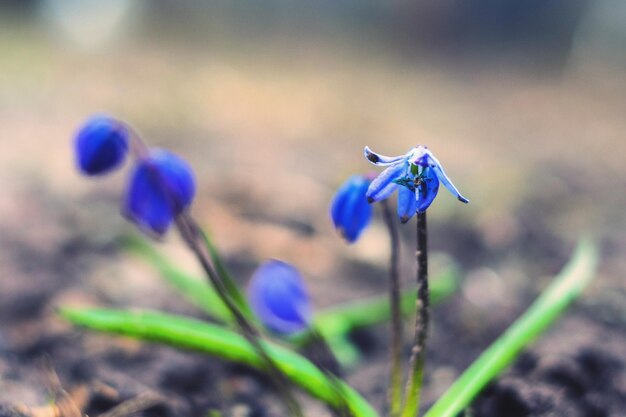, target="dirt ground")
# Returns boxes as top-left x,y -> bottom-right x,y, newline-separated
0,16 -> 625,417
